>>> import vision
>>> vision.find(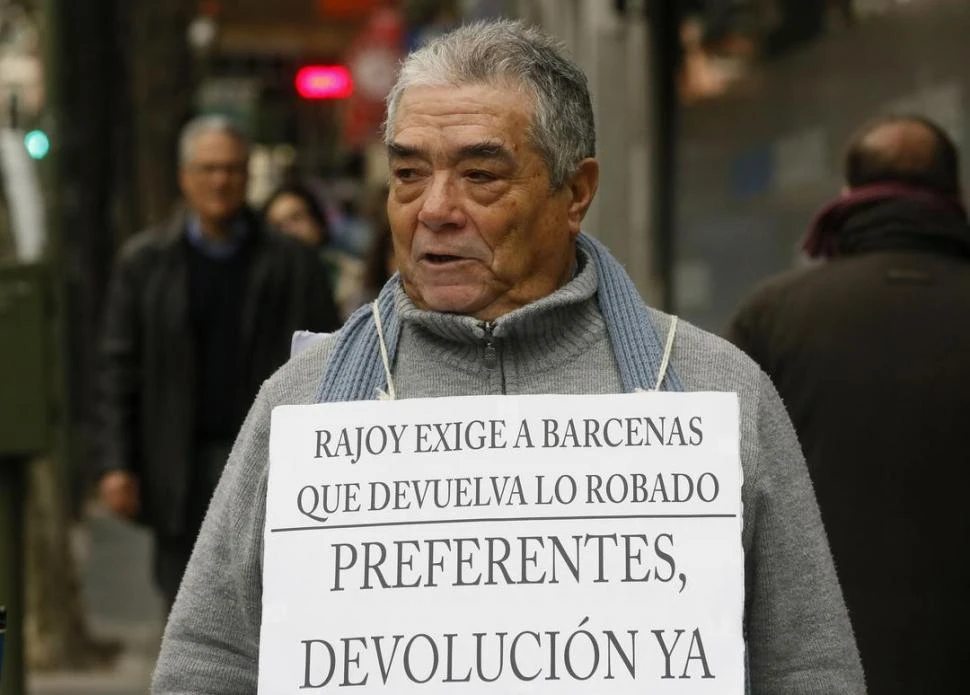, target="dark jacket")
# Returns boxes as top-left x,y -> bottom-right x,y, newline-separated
95,207 -> 339,536
727,197 -> 970,694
